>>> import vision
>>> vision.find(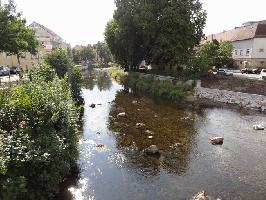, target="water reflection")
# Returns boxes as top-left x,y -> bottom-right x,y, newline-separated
82,69 -> 112,91
108,89 -> 197,175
